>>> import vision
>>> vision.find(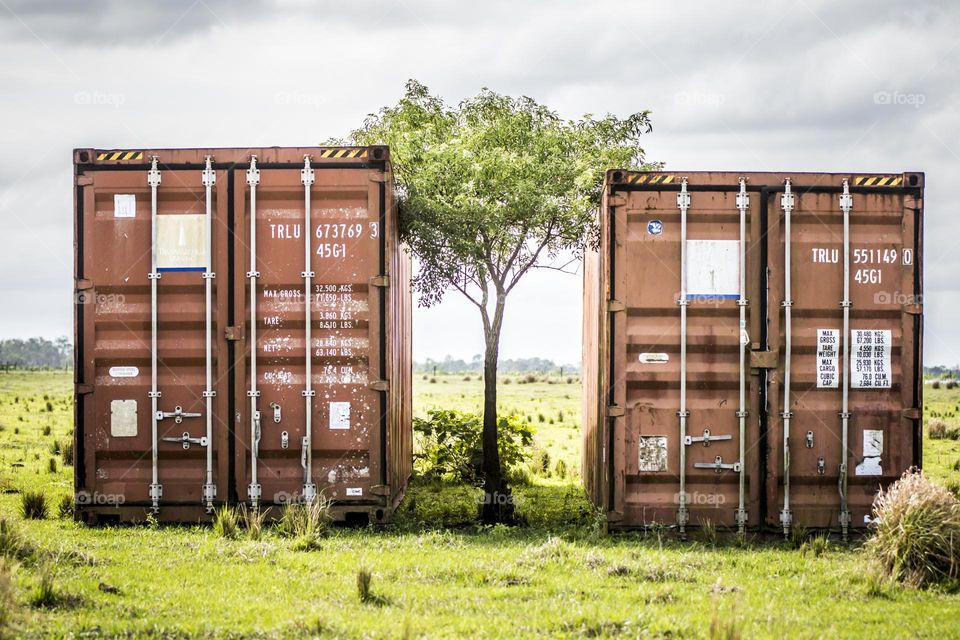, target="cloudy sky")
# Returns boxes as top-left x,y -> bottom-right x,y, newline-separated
0,0 -> 956,365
